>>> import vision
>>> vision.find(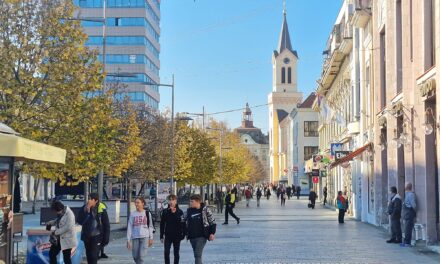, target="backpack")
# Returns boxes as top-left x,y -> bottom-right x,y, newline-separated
145,208 -> 156,233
